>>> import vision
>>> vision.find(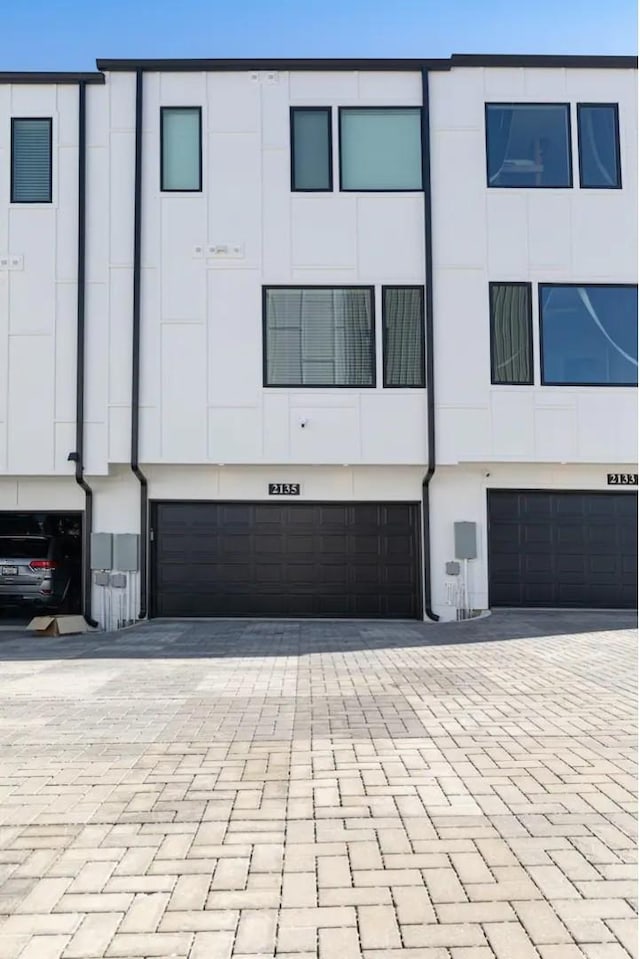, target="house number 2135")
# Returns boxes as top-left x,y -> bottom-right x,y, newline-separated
268,483 -> 301,495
